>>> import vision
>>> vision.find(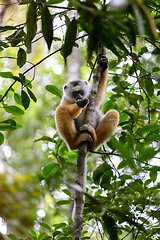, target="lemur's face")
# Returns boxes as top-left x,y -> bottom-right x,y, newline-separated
63,80 -> 91,102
